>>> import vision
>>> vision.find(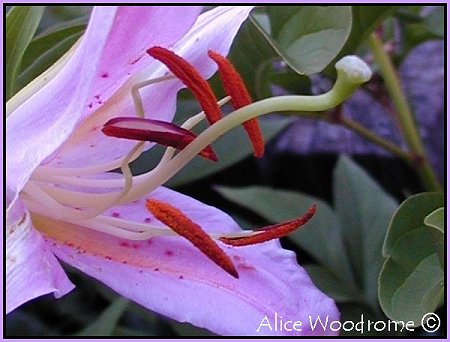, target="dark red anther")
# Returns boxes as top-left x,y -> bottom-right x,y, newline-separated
146,199 -> 239,278
102,117 -> 217,162
147,47 -> 222,125
219,204 -> 317,247
208,50 -> 265,158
